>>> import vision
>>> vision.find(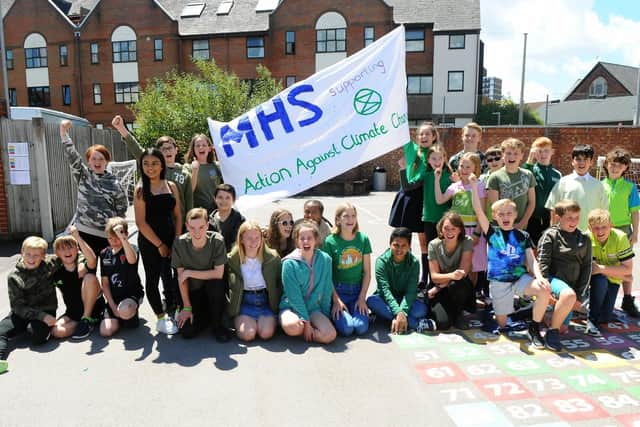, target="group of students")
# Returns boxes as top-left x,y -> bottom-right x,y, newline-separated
0,118 -> 637,374
390,121 -> 637,351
